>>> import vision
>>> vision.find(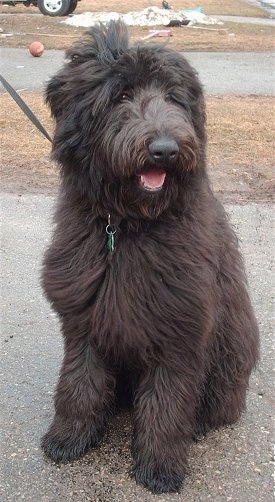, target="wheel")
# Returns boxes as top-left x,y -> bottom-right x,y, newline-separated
67,0 -> 78,14
37,0 -> 72,16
